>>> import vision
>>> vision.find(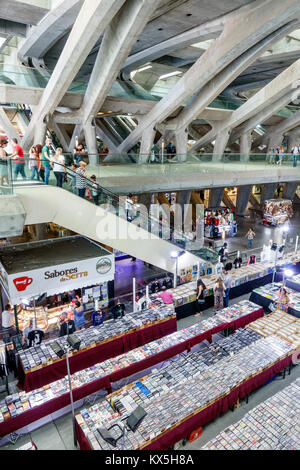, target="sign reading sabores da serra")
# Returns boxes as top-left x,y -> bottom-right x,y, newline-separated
0,254 -> 115,304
